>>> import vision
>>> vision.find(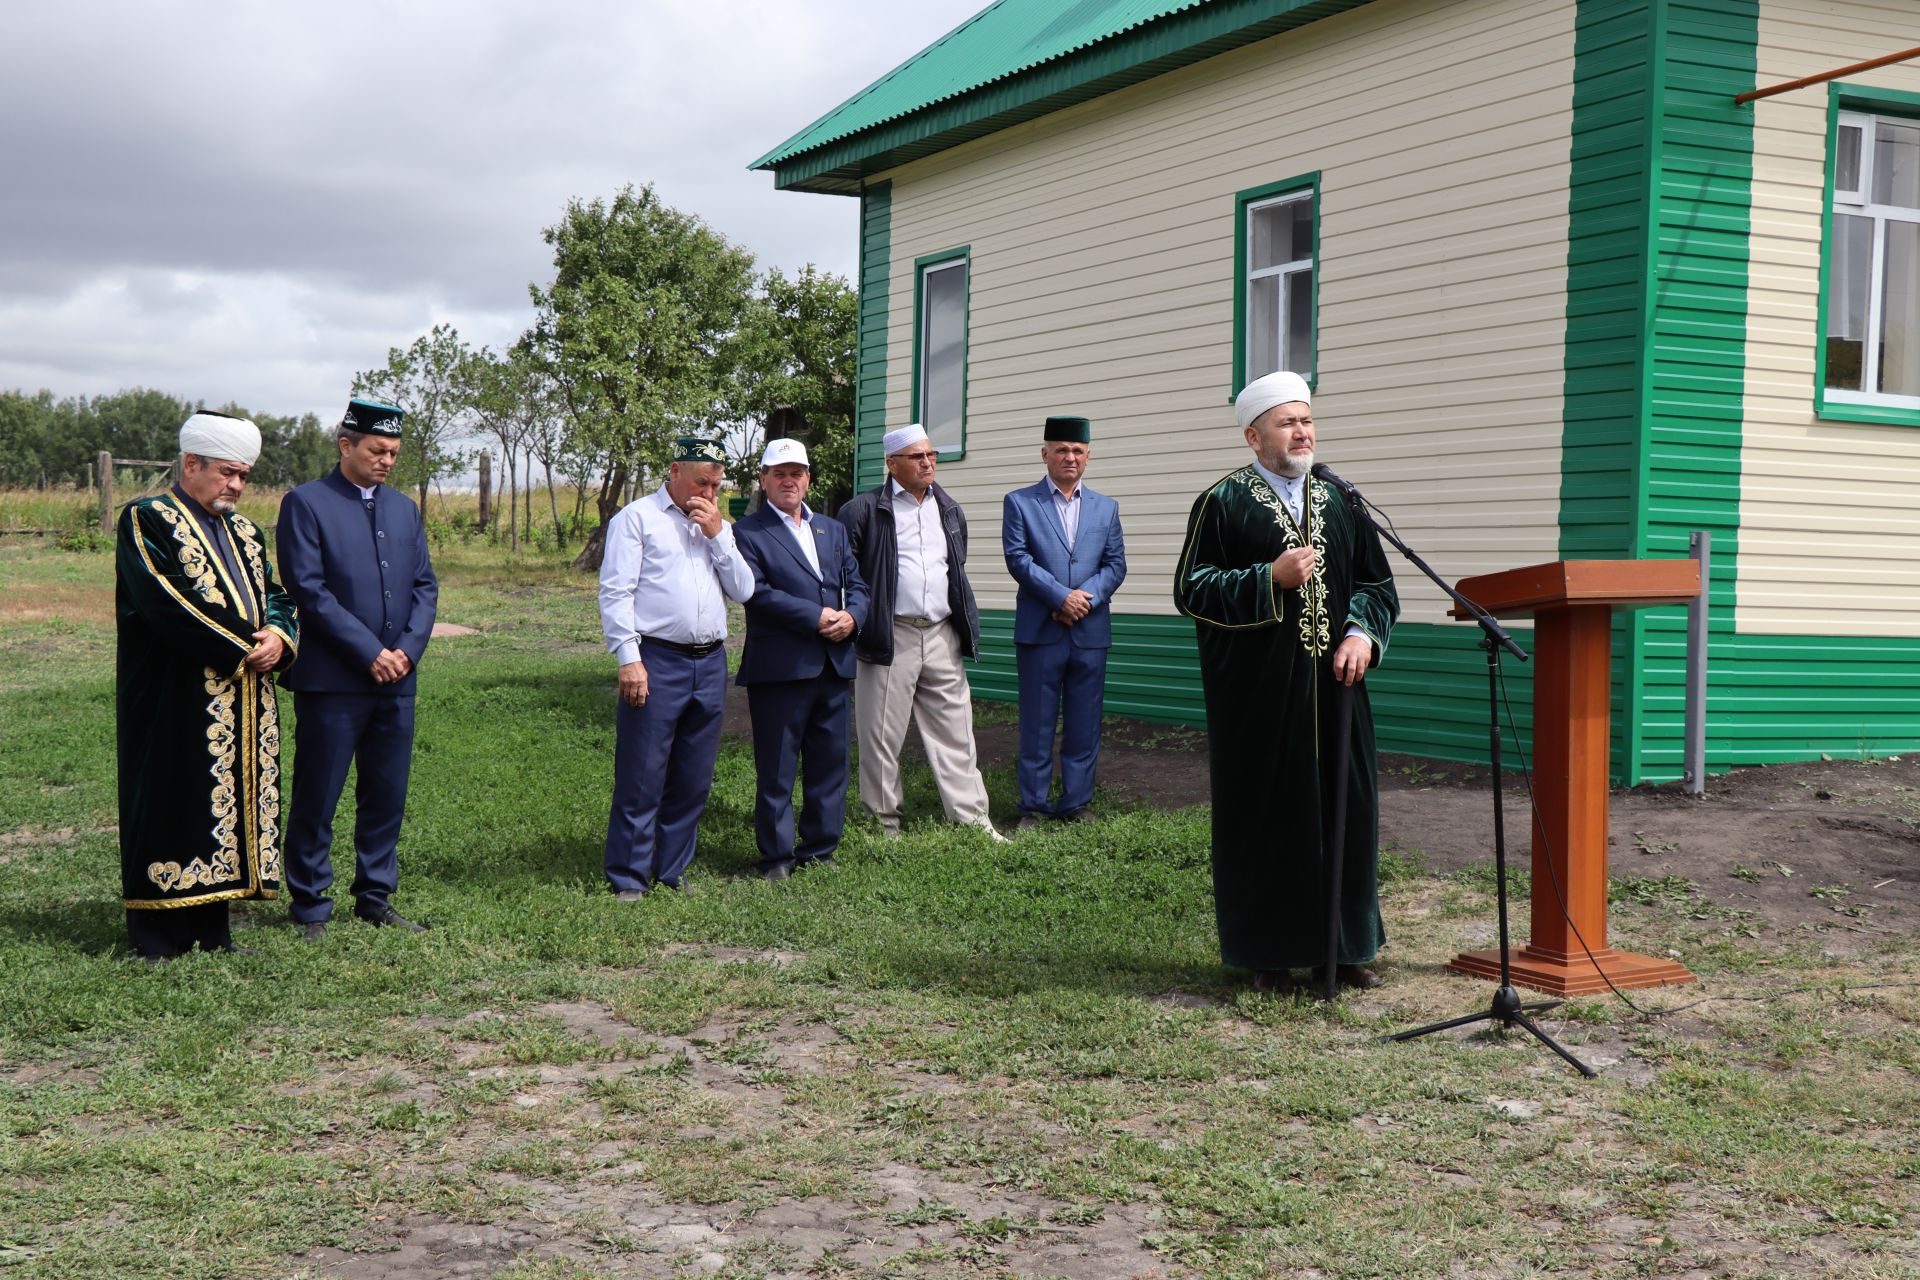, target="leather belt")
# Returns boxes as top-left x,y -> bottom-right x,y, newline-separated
893,614 -> 940,630
642,636 -> 723,658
